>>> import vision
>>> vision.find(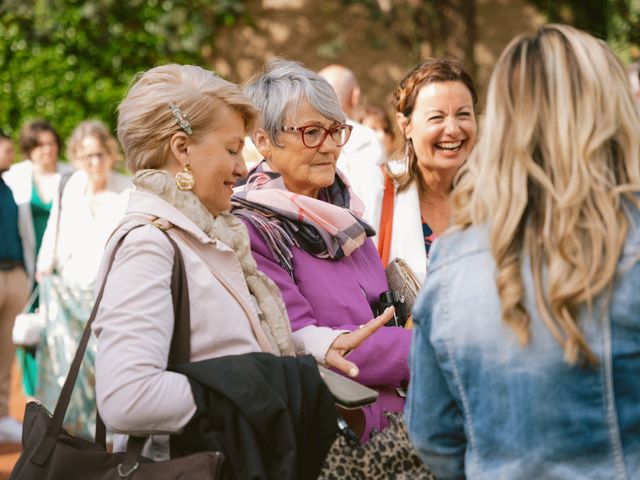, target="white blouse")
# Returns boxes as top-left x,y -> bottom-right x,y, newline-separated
37,170 -> 131,285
